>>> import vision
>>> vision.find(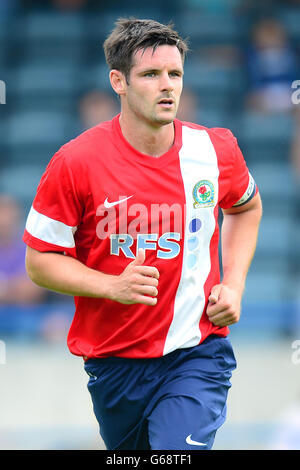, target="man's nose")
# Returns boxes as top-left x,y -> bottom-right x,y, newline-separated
159,72 -> 174,92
